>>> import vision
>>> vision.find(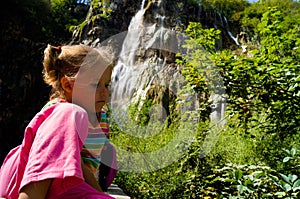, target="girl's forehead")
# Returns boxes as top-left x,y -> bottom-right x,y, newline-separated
79,65 -> 111,78
91,73 -> 111,83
